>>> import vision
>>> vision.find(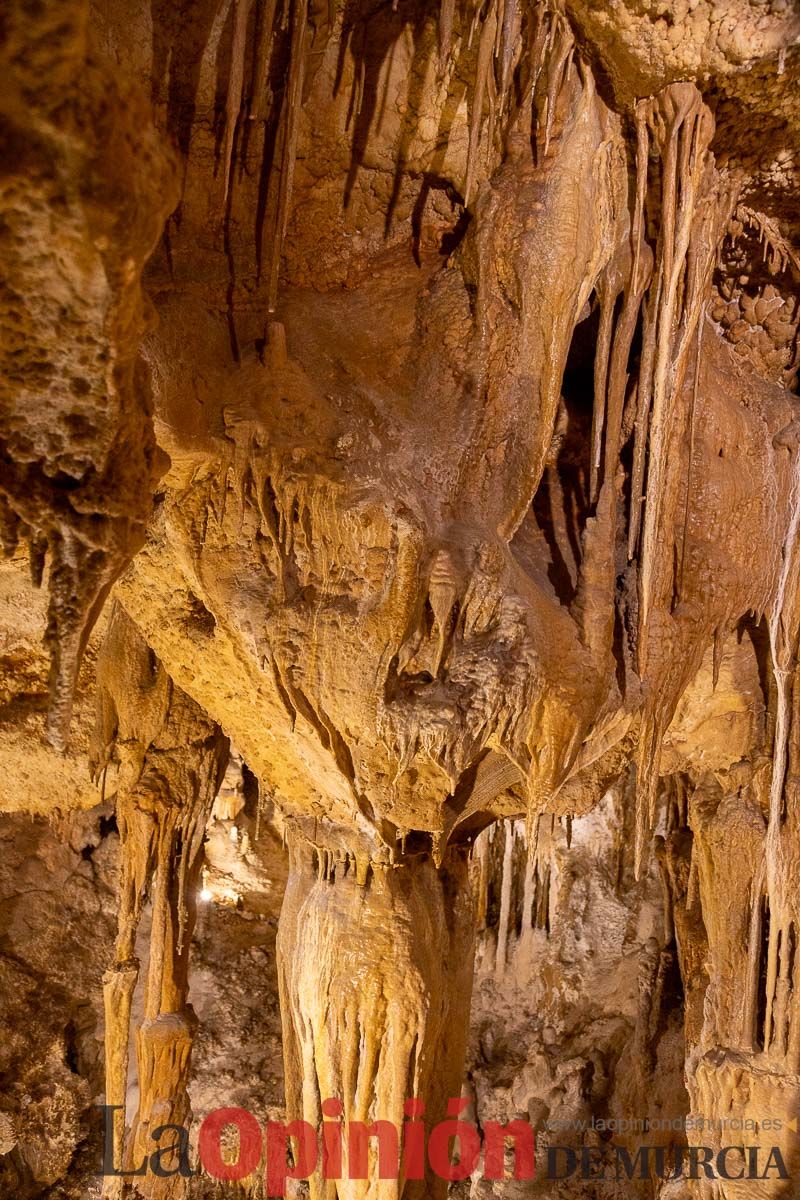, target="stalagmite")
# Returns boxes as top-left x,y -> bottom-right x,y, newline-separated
278,827 -> 475,1199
